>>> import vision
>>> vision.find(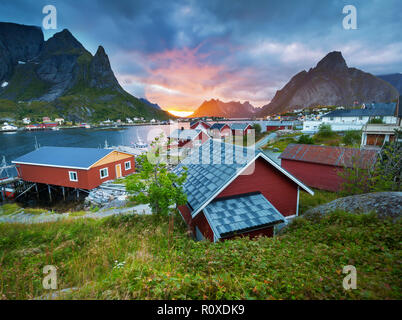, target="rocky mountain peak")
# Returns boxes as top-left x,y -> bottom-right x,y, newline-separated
258,51 -> 399,116
315,51 -> 348,71
42,28 -> 86,55
89,45 -> 121,90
